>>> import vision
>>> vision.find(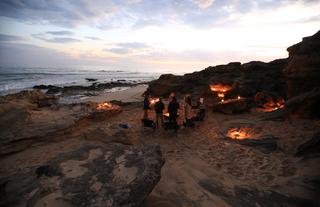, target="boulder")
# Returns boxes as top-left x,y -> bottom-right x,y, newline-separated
0,144 -> 164,207
284,30 -> 320,98
285,87 -> 320,118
